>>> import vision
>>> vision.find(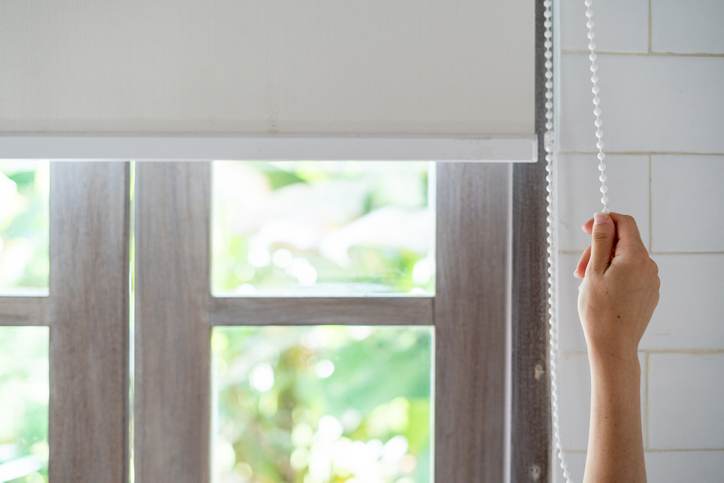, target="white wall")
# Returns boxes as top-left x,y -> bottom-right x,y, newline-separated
556,0 -> 724,481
